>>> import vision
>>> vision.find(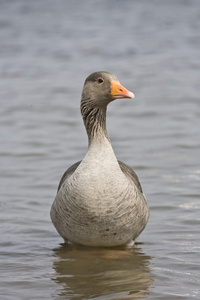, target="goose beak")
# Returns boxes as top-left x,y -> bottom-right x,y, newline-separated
110,80 -> 135,100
